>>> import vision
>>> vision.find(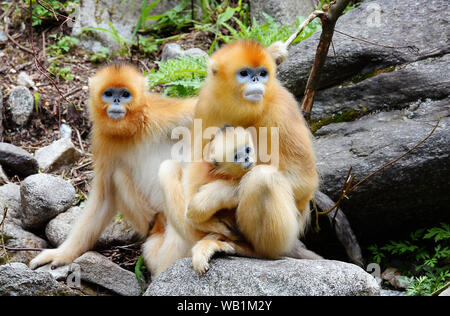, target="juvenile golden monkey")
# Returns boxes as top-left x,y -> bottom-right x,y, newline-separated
190,40 -> 319,259
146,126 -> 257,275
30,64 -> 196,269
